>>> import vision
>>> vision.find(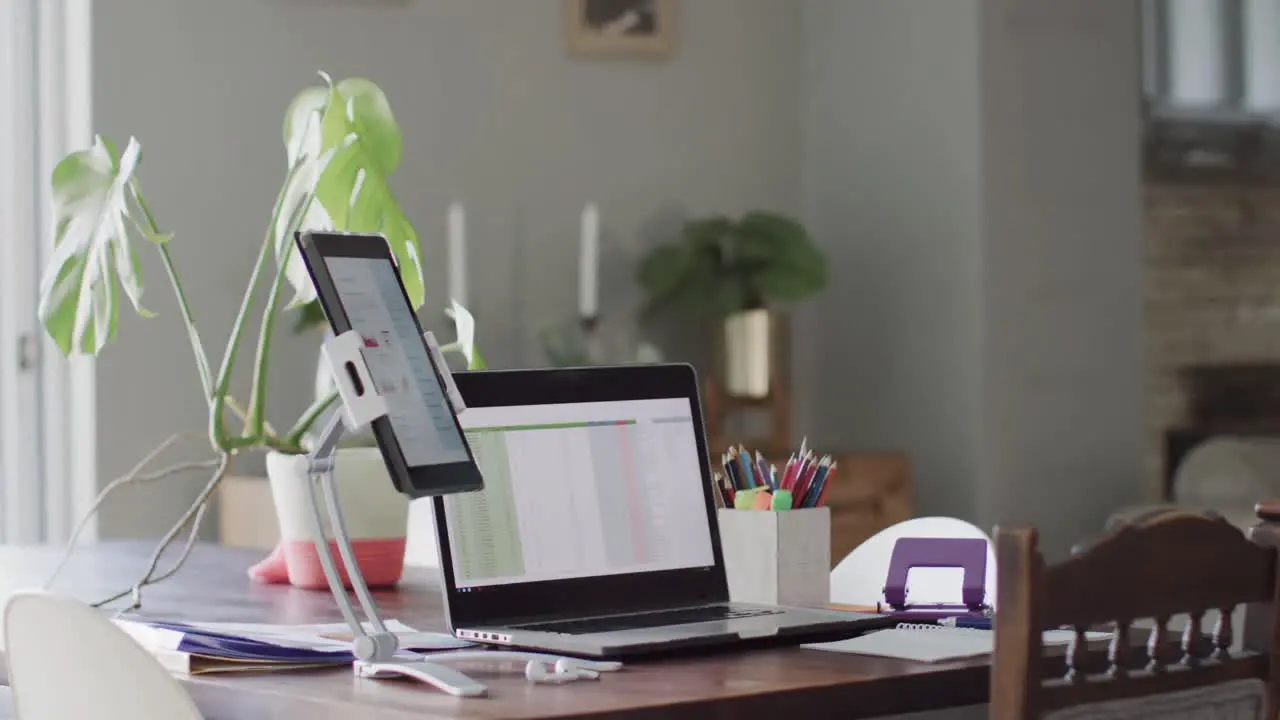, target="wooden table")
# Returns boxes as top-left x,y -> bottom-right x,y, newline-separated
0,542 -> 991,719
